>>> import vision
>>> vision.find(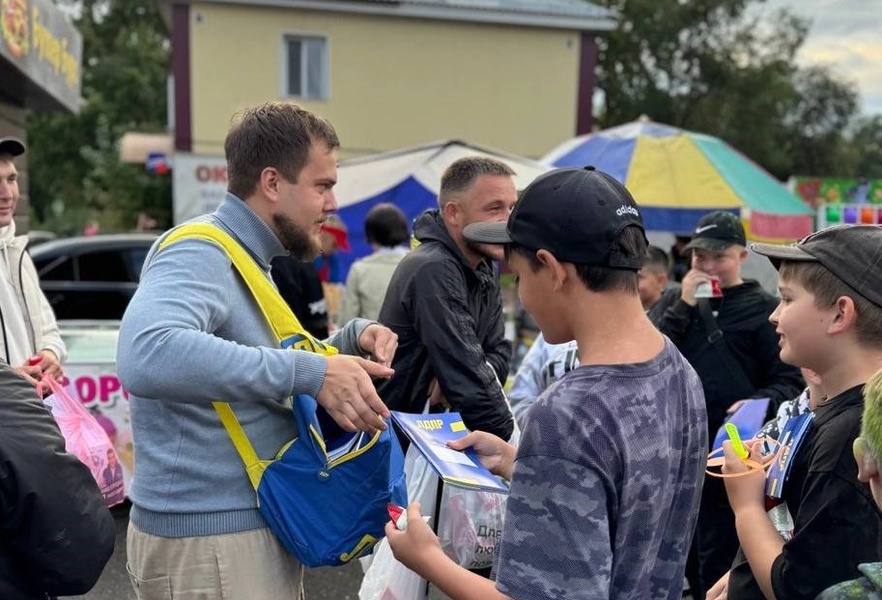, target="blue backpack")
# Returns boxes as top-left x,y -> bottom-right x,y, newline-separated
161,224 -> 407,567
214,396 -> 407,567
